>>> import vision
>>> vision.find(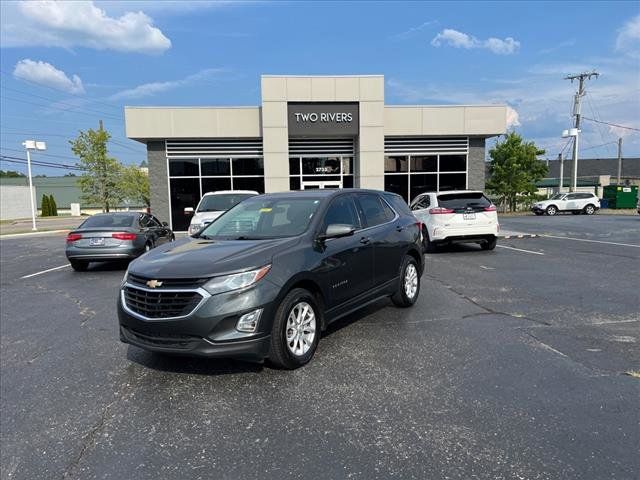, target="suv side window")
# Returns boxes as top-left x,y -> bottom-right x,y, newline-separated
150,215 -> 162,227
139,214 -> 152,228
386,194 -> 412,216
566,193 -> 580,200
357,194 -> 395,228
417,195 -> 430,209
322,195 -> 361,232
